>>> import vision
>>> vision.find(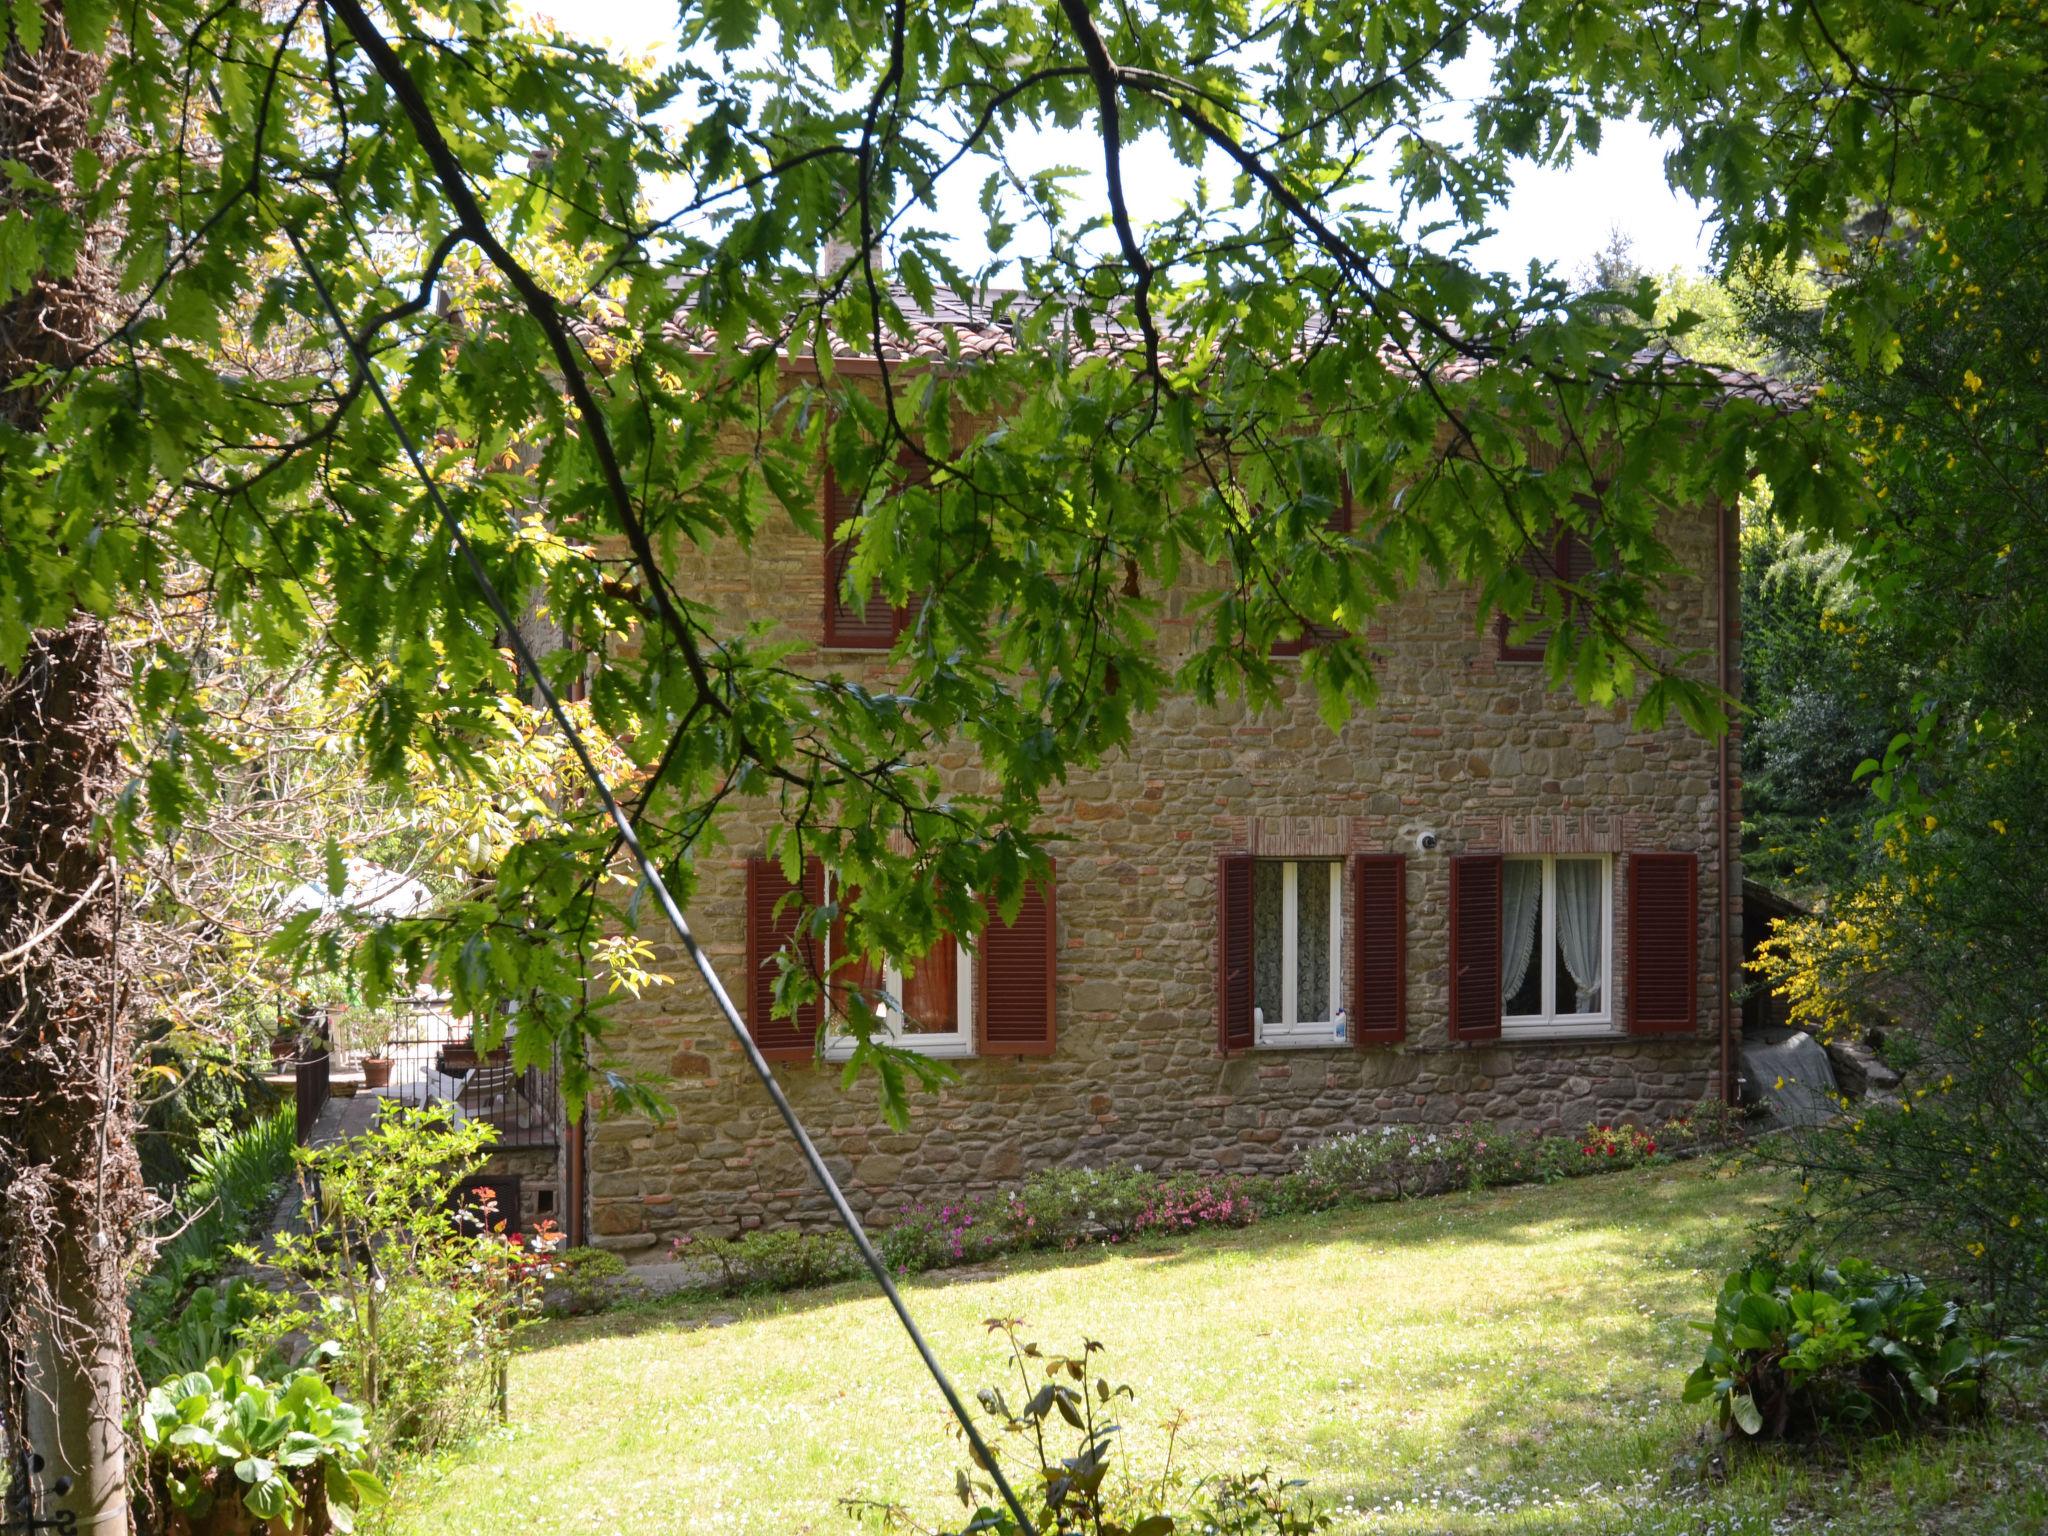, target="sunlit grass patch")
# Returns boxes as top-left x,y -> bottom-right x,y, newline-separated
378,1161 -> 2045,1536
